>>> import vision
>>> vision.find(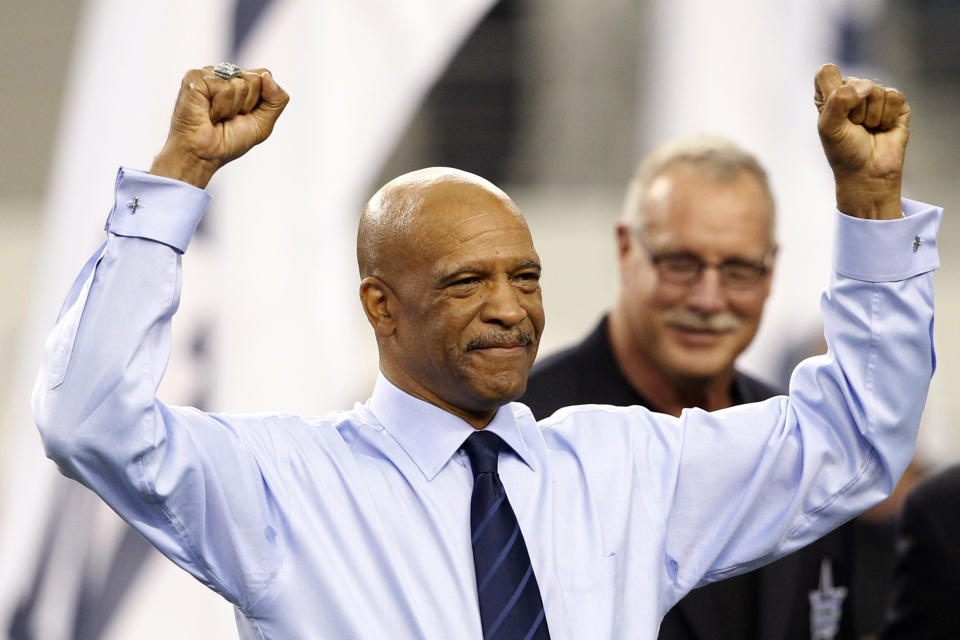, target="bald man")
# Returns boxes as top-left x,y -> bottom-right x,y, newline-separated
357,168 -> 543,426
34,65 -> 941,640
